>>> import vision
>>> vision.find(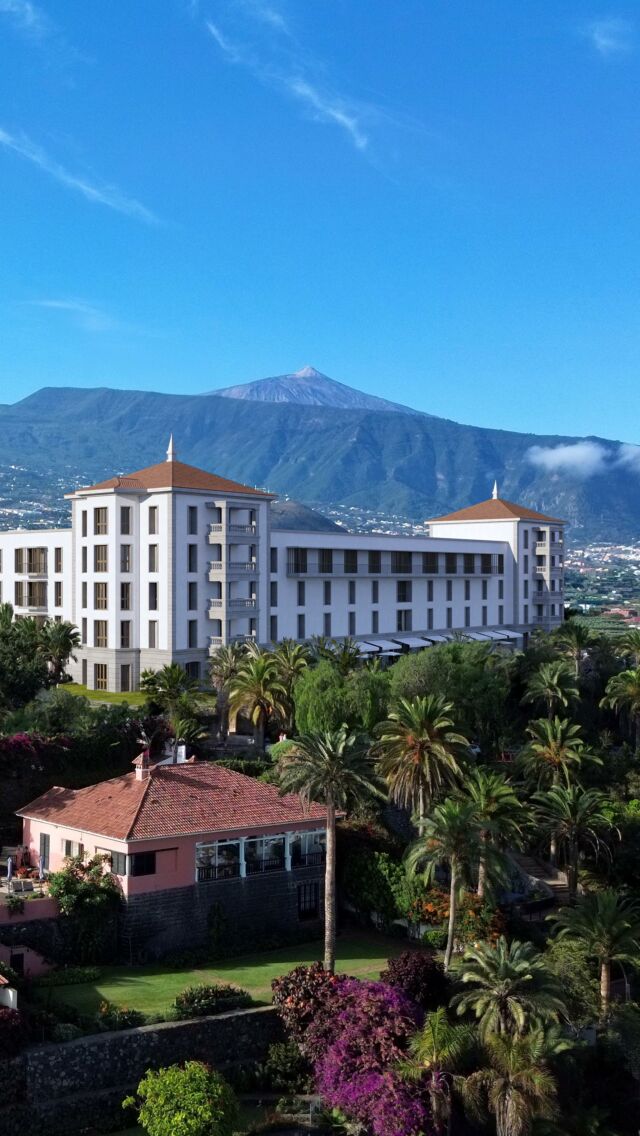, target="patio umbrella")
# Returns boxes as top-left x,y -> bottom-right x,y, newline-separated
38,855 -> 44,883
6,856 -> 12,886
